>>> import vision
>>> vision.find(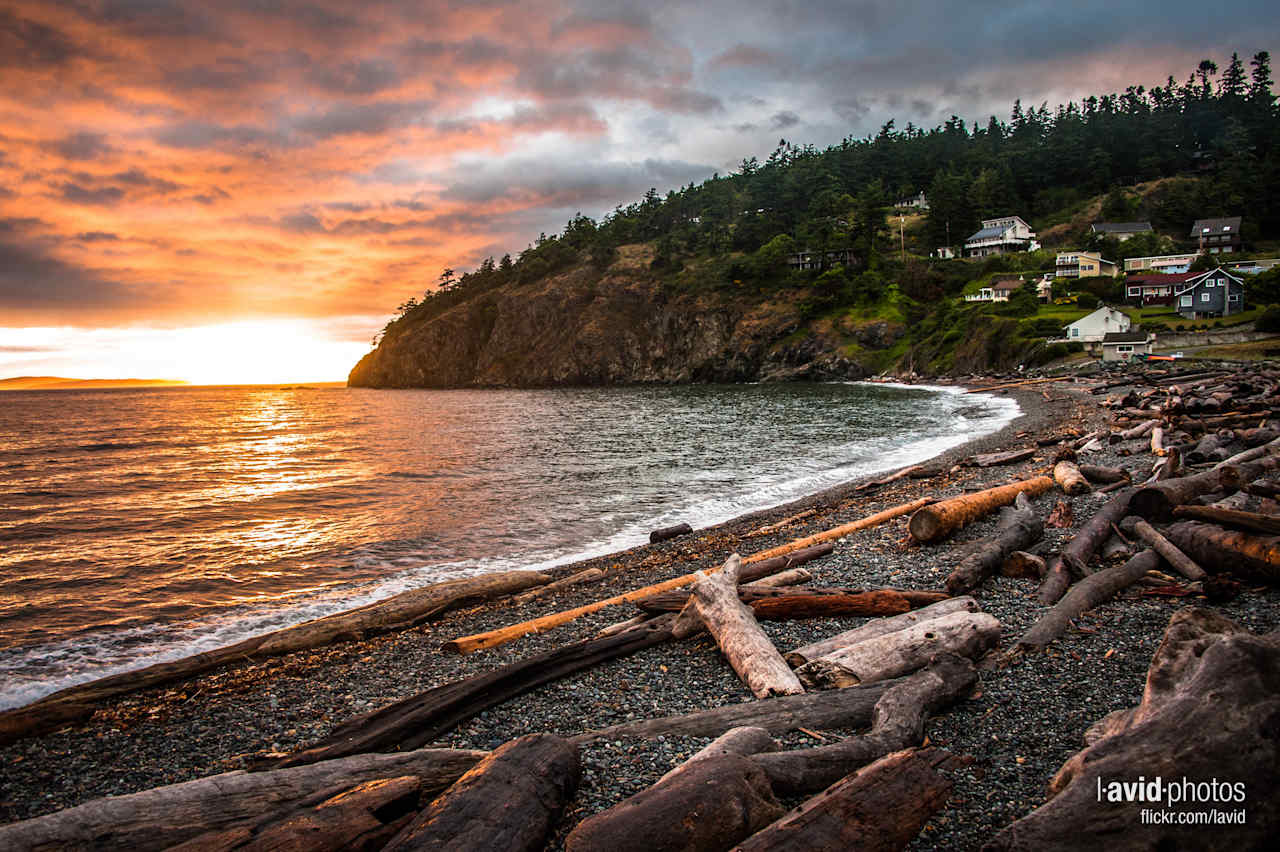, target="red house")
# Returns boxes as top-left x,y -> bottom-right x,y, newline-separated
1124,271 -> 1197,307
